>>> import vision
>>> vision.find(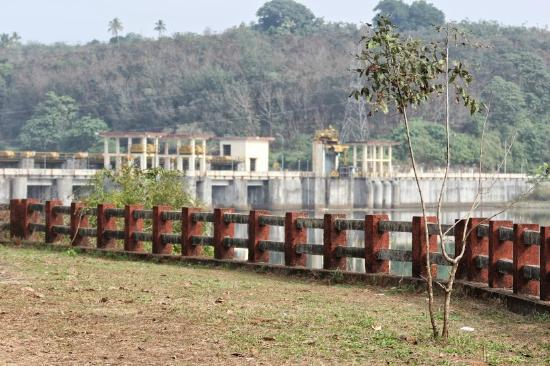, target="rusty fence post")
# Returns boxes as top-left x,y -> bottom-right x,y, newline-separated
455,218 -> 489,282
540,226 -> 550,301
488,220 -> 513,289
124,204 -> 144,252
213,208 -> 234,260
412,216 -> 437,279
365,214 -> 389,274
45,200 -> 63,244
284,212 -> 307,267
10,199 -> 39,240
513,223 -> 540,296
323,213 -> 346,270
152,205 -> 173,255
248,210 -> 270,263
9,199 -> 23,239
97,203 -> 116,249
181,207 -> 203,257
70,202 -> 89,246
